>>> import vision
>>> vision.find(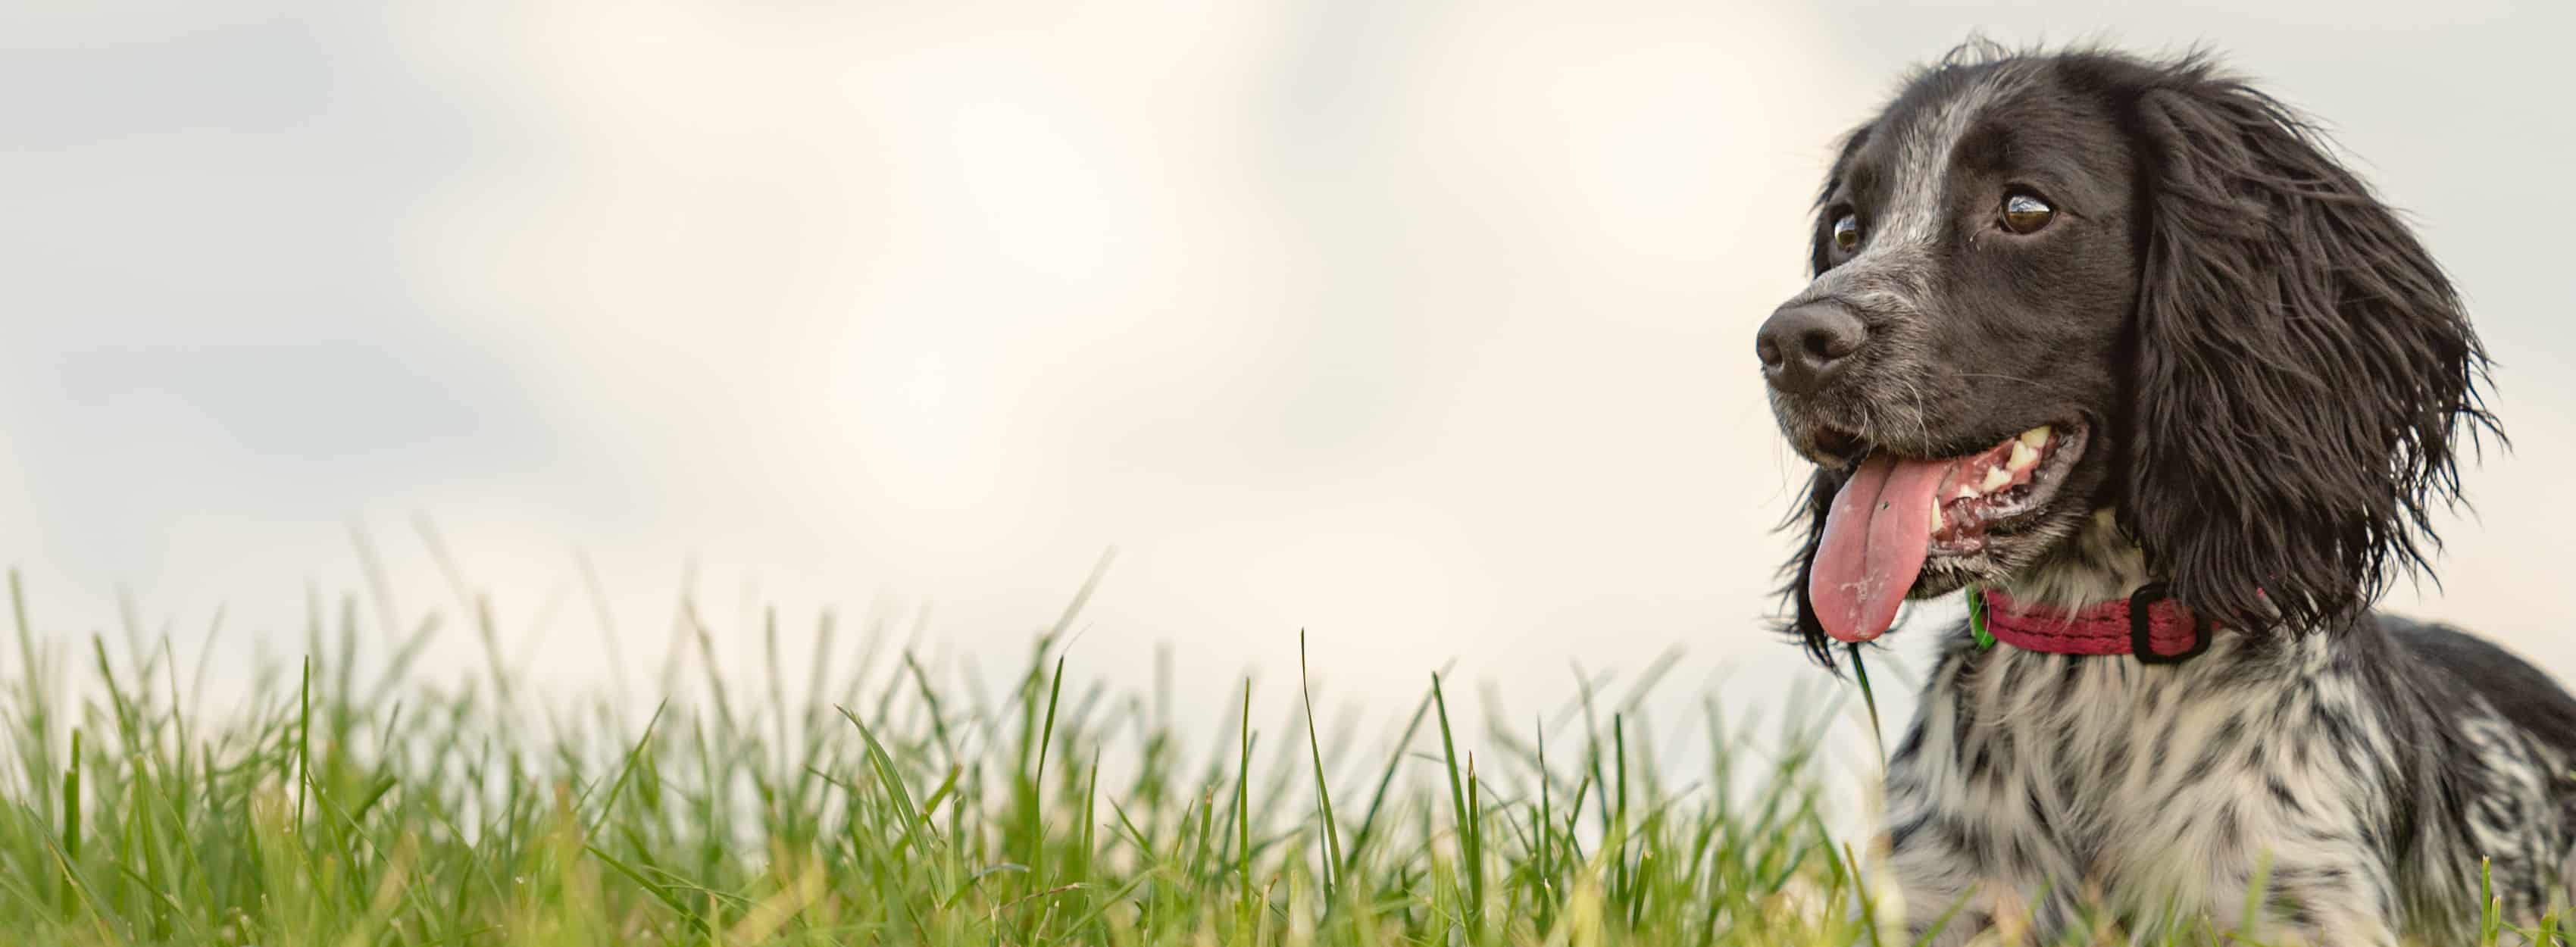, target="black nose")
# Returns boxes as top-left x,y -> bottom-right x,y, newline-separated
1755,302 -> 1867,395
